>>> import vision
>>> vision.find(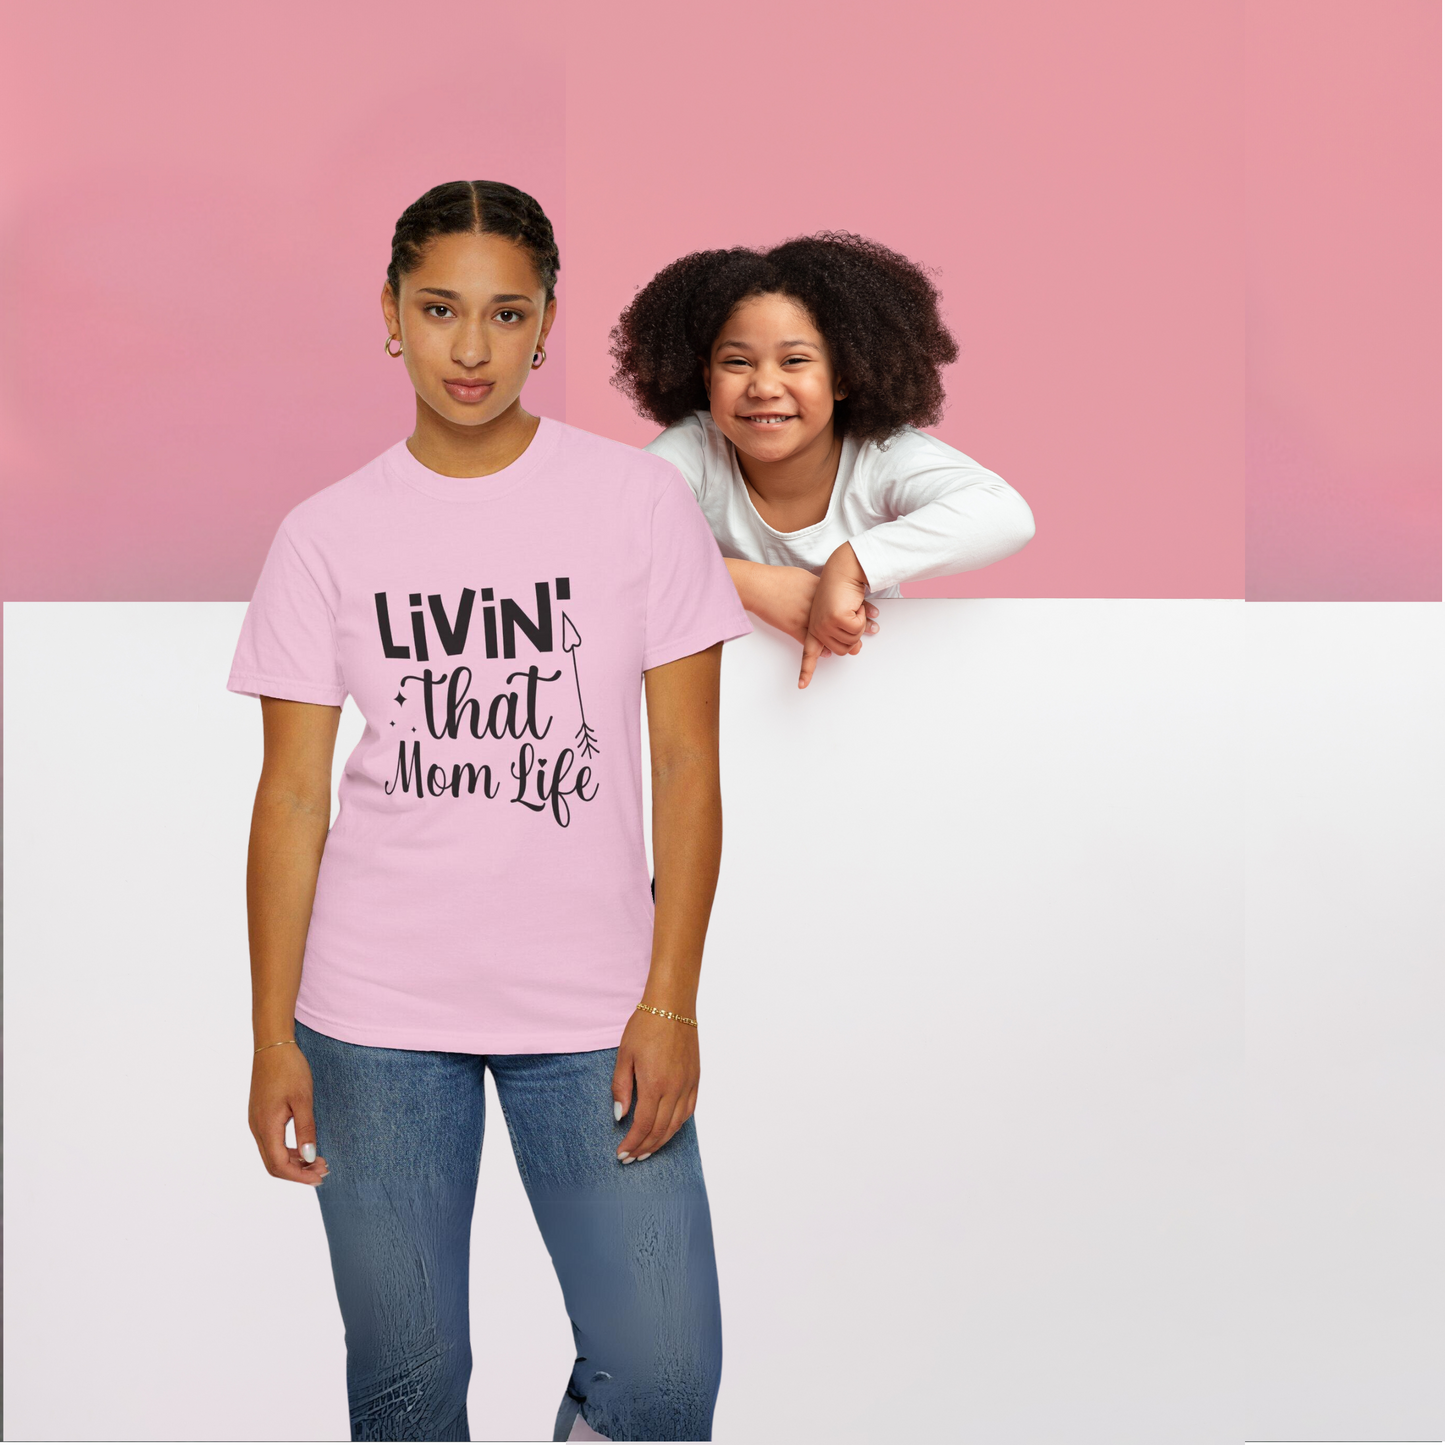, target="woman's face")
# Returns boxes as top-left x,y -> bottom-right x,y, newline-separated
702,292 -> 845,465
381,231 -> 555,428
